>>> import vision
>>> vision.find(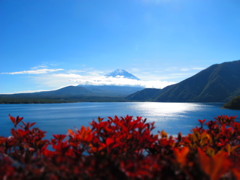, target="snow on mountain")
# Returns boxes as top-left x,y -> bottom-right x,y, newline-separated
105,69 -> 140,80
